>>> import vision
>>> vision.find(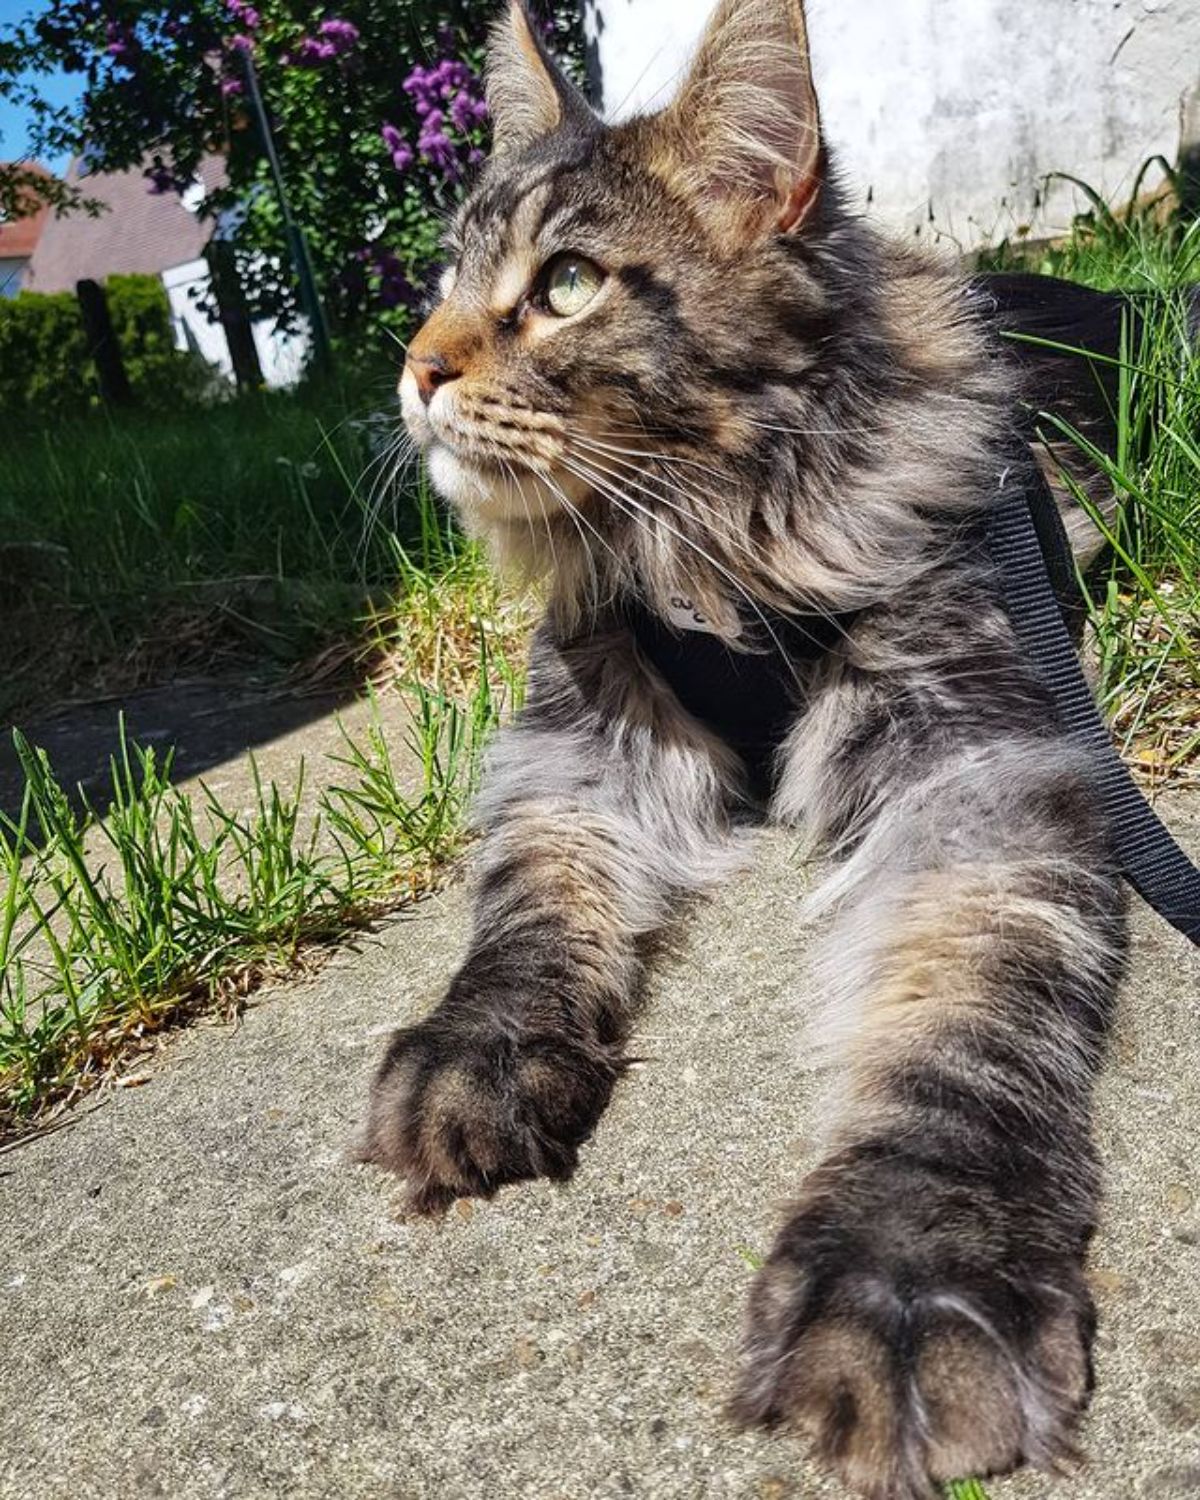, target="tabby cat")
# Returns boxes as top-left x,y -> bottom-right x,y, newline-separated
362,3 -> 1129,1495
